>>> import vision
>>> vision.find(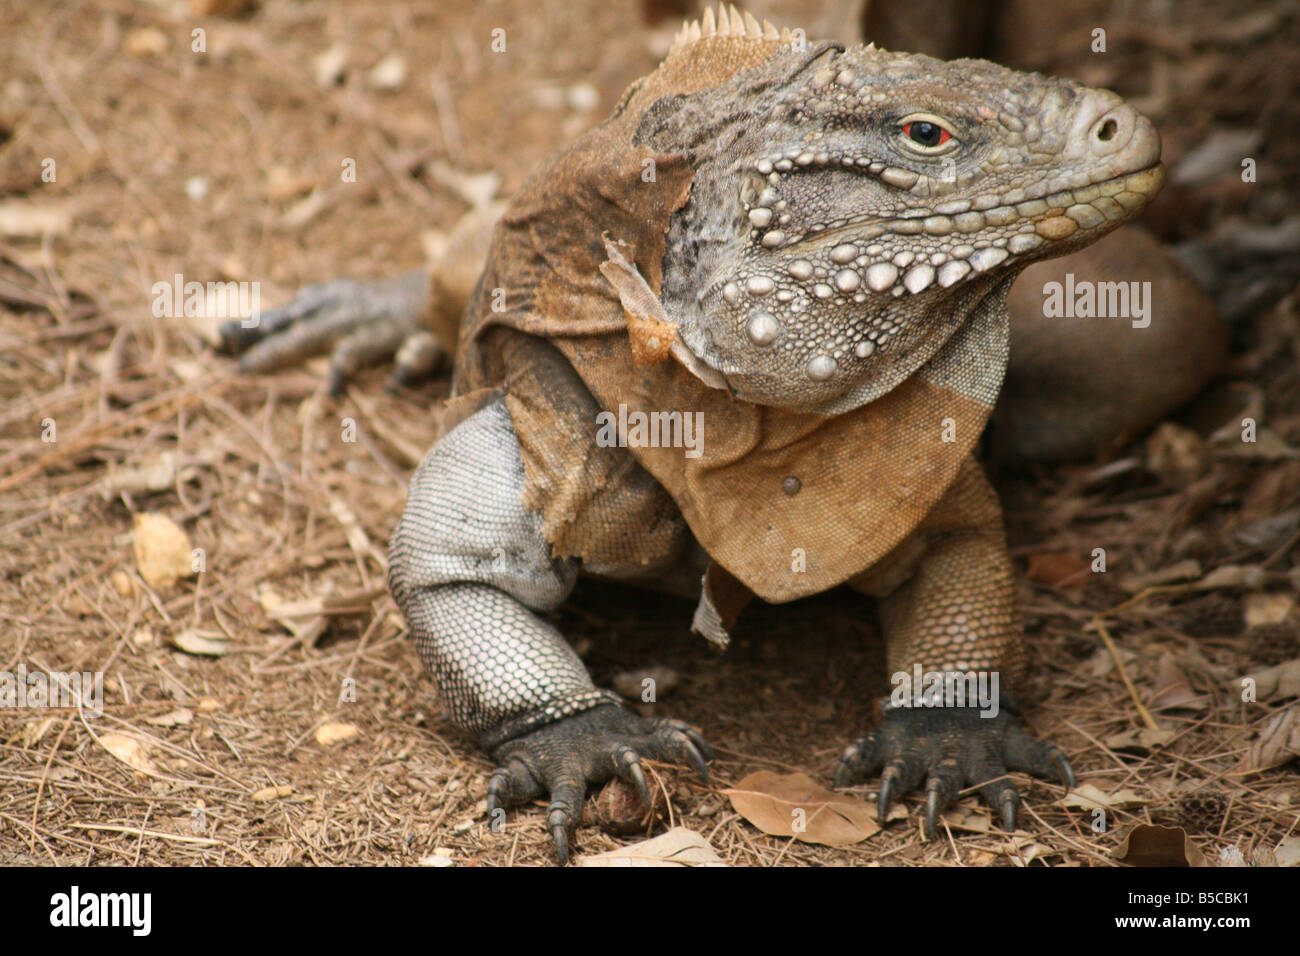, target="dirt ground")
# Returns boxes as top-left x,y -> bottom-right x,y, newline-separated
0,0 -> 1297,866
